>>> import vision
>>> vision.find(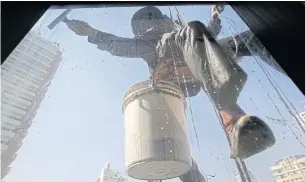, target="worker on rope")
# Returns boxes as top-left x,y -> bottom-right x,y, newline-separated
65,5 -> 275,181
